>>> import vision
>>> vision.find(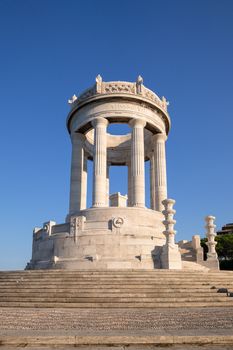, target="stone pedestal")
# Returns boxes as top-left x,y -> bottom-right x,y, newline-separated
192,235 -> 204,263
109,192 -> 128,207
